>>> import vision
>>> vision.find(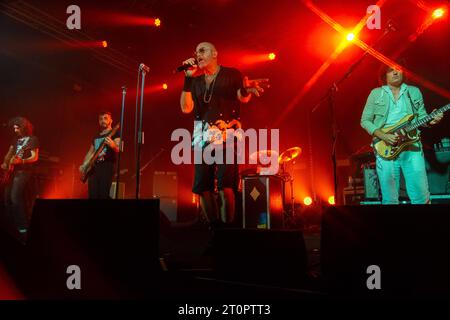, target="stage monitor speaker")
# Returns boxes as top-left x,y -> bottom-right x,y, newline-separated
321,205 -> 450,297
212,228 -> 307,286
26,199 -> 160,299
242,175 -> 284,229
